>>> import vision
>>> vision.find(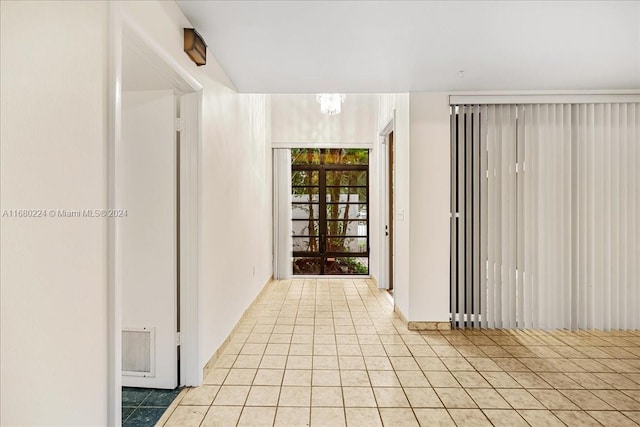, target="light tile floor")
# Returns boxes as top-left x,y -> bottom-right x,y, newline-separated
159,278 -> 640,426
